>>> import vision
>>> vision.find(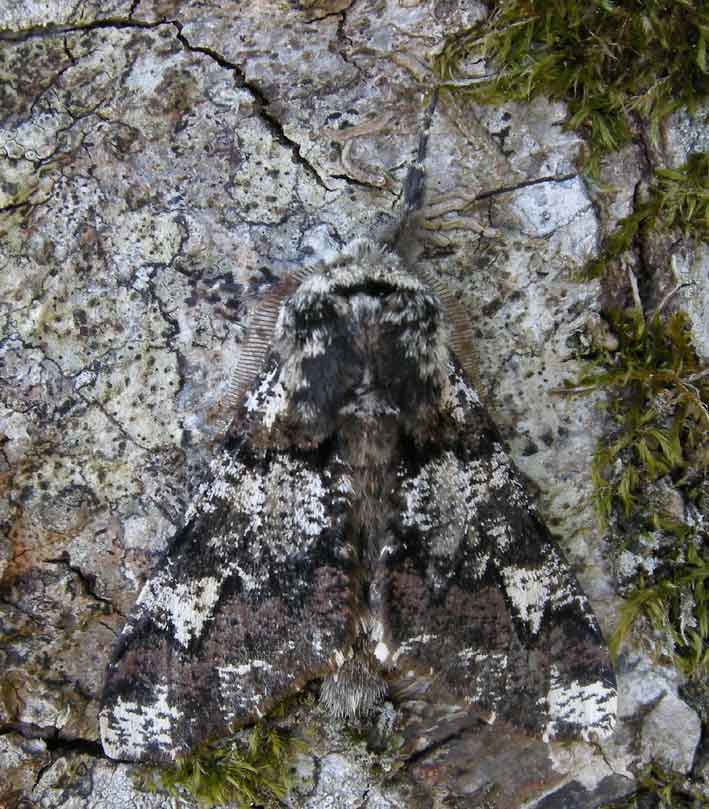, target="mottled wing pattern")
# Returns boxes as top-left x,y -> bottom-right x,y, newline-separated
100,416 -> 356,763
381,360 -> 617,742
